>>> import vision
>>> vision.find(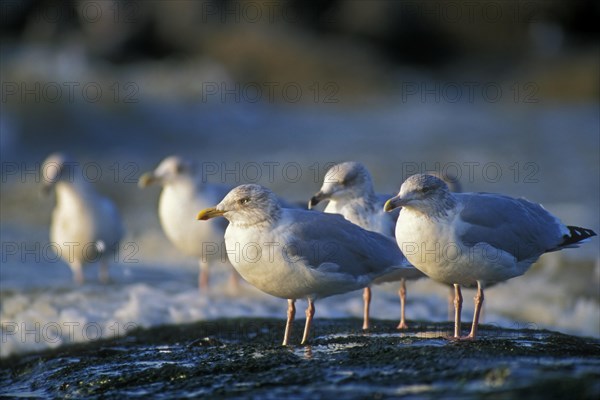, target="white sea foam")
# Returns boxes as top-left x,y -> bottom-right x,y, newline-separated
2,250 -> 598,358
